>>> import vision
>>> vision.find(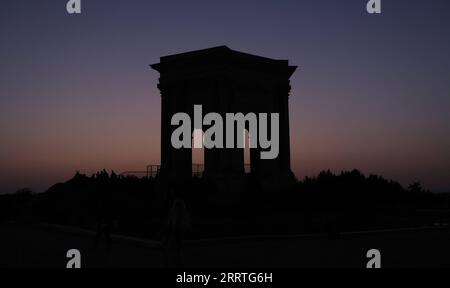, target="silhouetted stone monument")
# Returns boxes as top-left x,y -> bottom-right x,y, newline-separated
151,46 -> 296,199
